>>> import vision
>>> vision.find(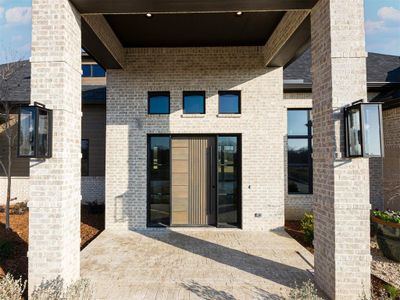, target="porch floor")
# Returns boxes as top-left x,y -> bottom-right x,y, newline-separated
80,229 -> 315,299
